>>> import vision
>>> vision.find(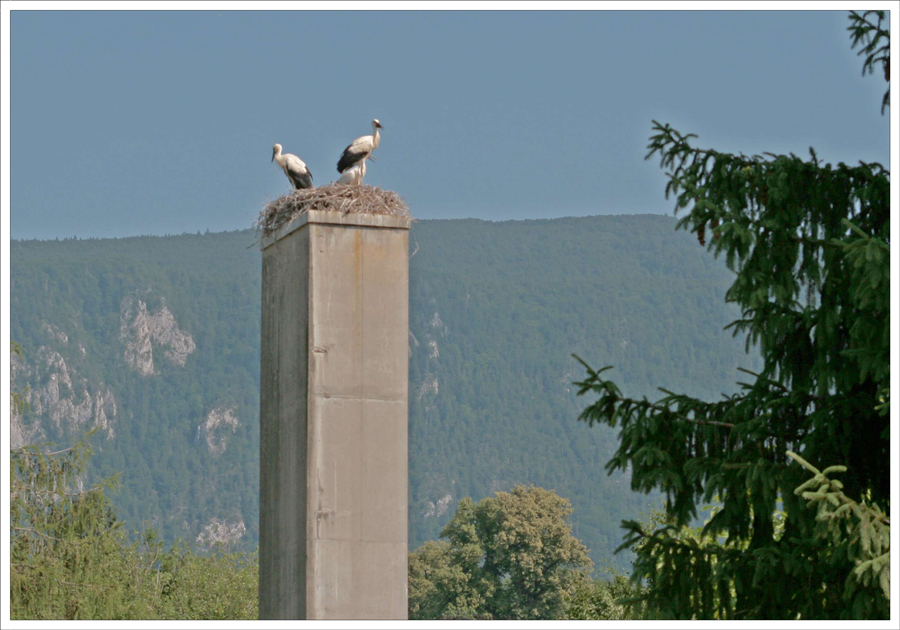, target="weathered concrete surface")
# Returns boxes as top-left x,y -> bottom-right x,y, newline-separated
259,227 -> 310,619
260,209 -> 410,619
